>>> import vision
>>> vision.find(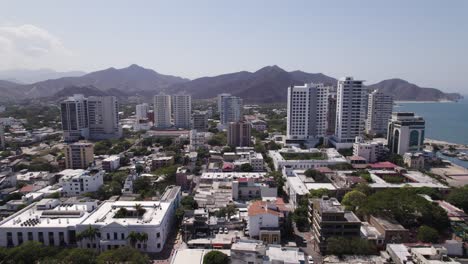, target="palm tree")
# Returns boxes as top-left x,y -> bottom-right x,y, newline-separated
76,225 -> 99,248
134,204 -> 146,217
127,231 -> 139,248
139,232 -> 149,250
